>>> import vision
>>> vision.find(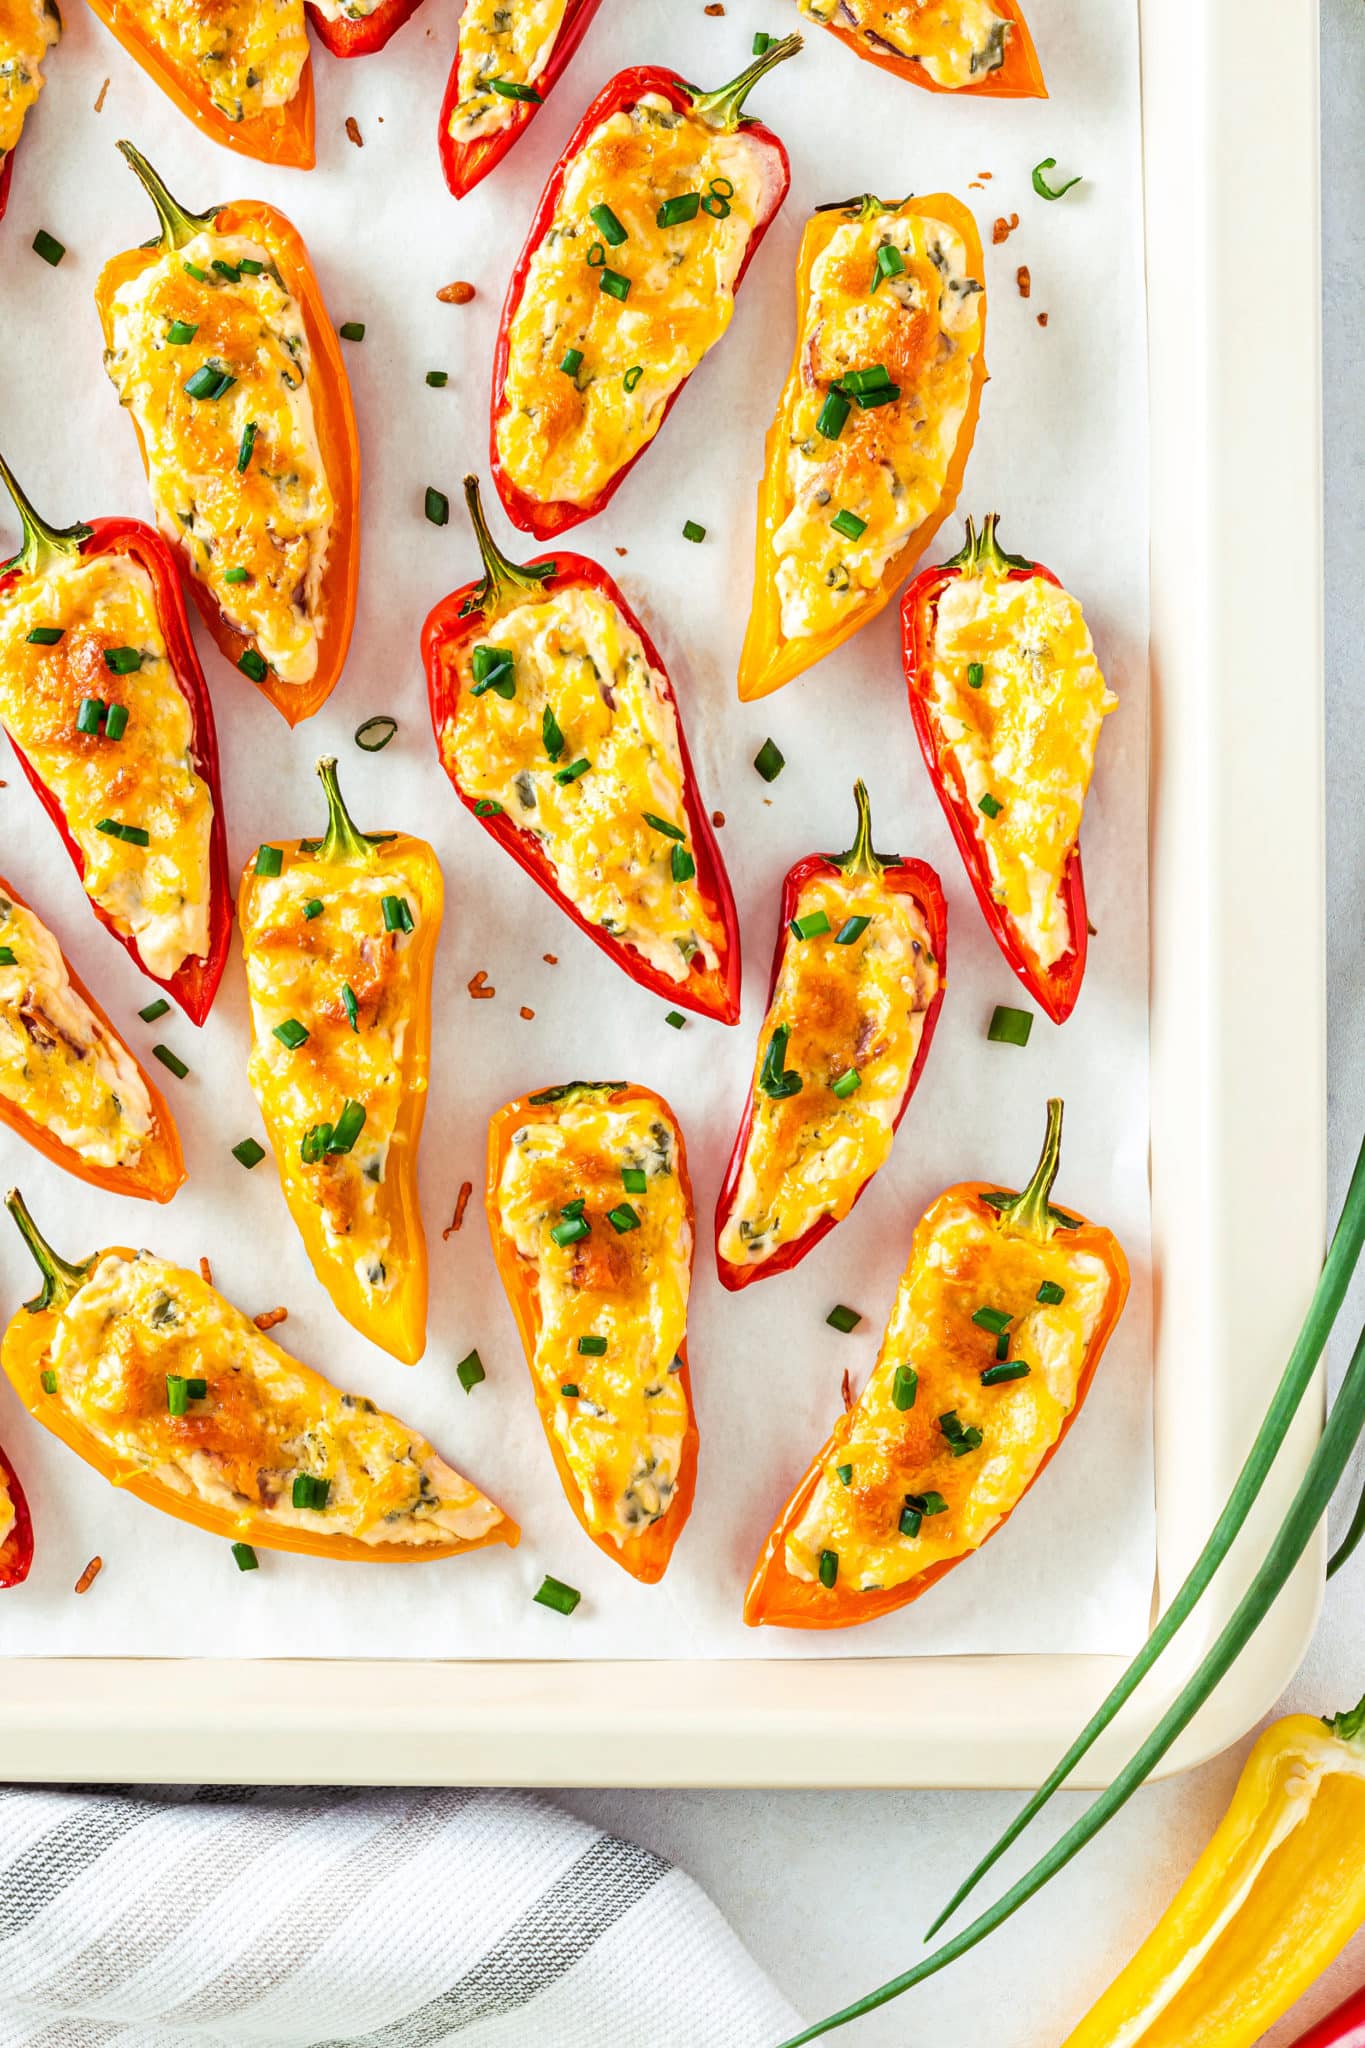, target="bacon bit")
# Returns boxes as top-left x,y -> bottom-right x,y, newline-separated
254,1307 -> 288,1332
74,1556 -> 103,1596
840,1369 -> 854,1412
520,1005 -> 535,1020
1016,266 -> 1032,299
992,213 -> 1019,244
468,969 -> 495,999
978,170 -> 994,180
615,546 -> 628,556
704,2 -> 725,11
199,1257 -> 213,1286
443,1181 -> 473,1238
1087,917 -> 1098,937
1037,313 -> 1050,328
968,181 -> 986,191
438,281 -> 476,305
94,77 -> 110,113
345,115 -> 363,147
543,953 -> 558,965
711,809 -> 726,828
